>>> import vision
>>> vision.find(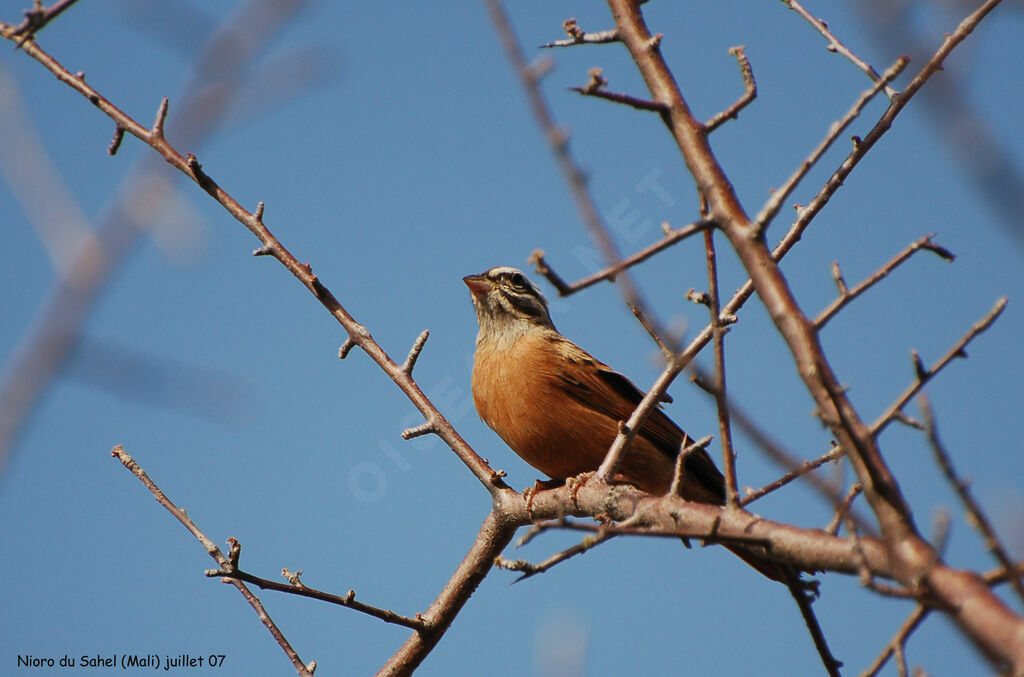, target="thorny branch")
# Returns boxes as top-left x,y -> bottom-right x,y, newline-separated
8,0 -> 80,47
701,230 -> 740,506
529,218 -> 713,295
0,0 -> 317,475
704,46 -> 757,132
780,0 -> 898,98
816,234 -> 954,327
540,18 -> 619,48
919,394 -> 1024,606
754,55 -> 908,231
495,529 -> 616,582
110,446 -> 314,676
0,21 -> 503,497
7,0 -> 1019,674
604,0 -> 1020,669
206,565 -> 428,631
871,297 -> 1007,435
